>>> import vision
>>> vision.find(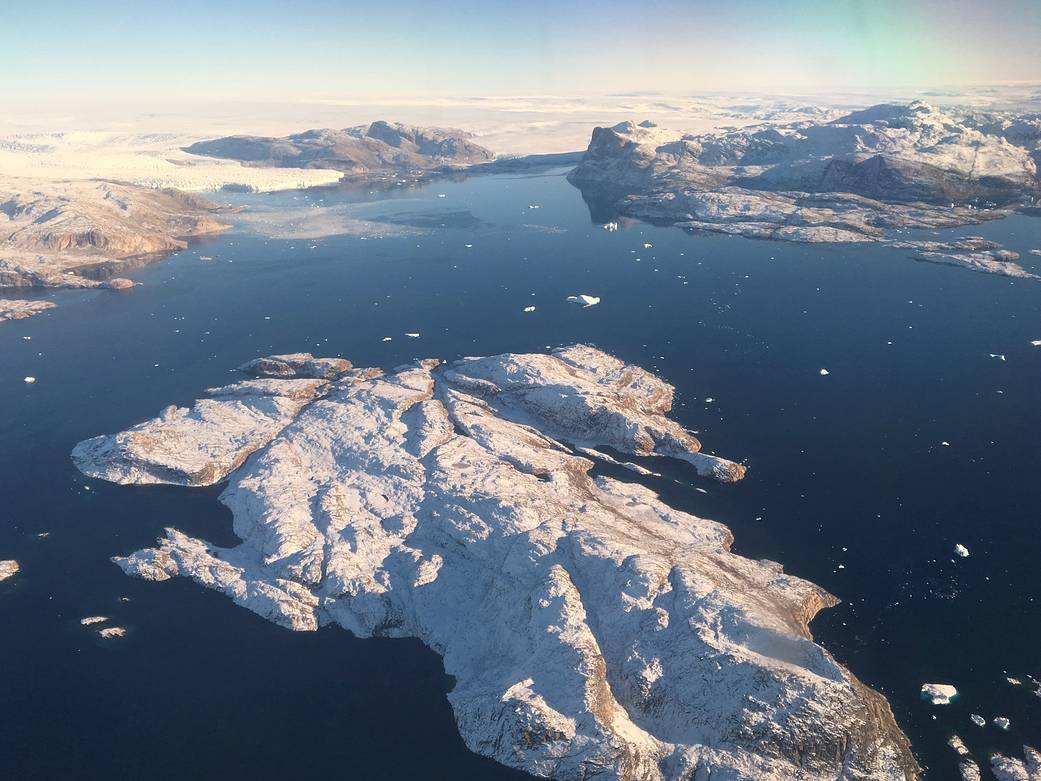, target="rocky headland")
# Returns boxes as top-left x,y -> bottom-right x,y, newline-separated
73,345 -> 919,781
568,101 -> 1041,277
0,178 -> 230,299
